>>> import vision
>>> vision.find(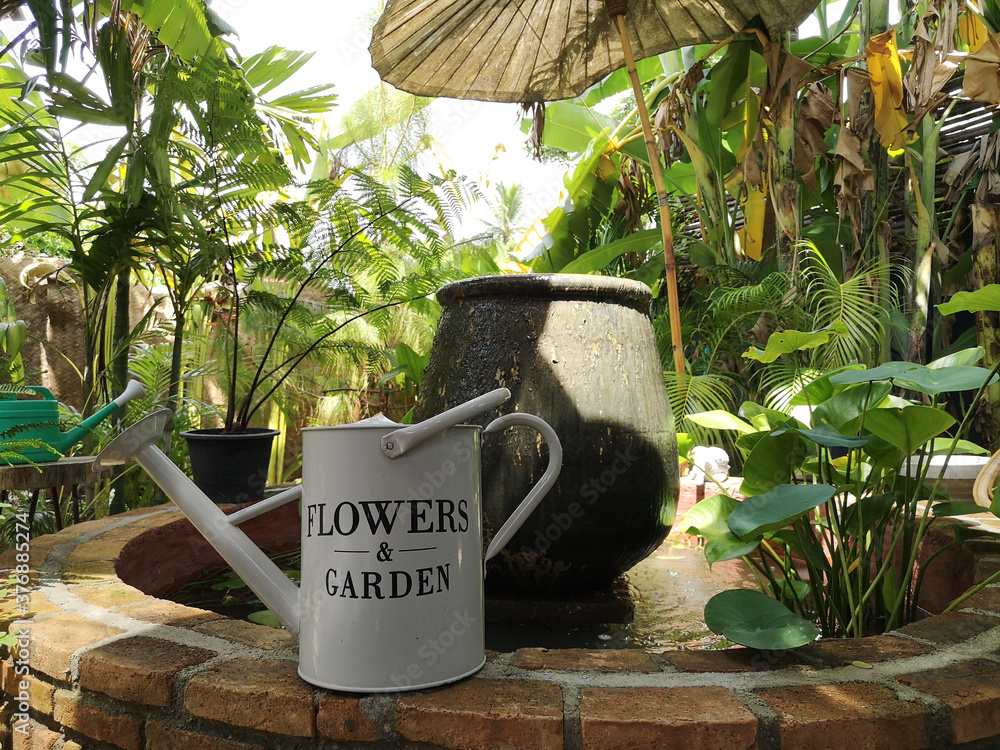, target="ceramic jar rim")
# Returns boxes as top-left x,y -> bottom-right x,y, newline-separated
436,273 -> 652,312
